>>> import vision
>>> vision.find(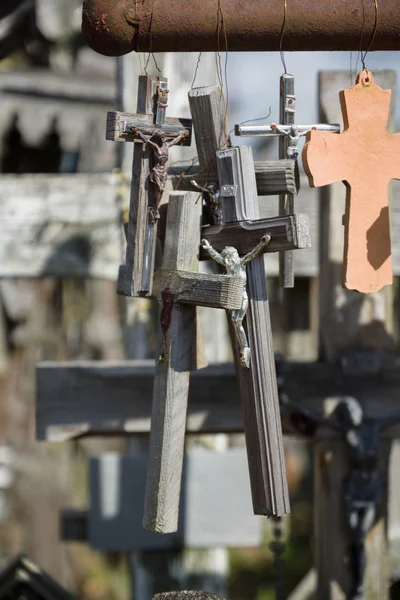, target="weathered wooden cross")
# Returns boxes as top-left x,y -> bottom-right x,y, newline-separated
107,75 -> 192,296
139,85 -> 312,533
303,70 -> 400,294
